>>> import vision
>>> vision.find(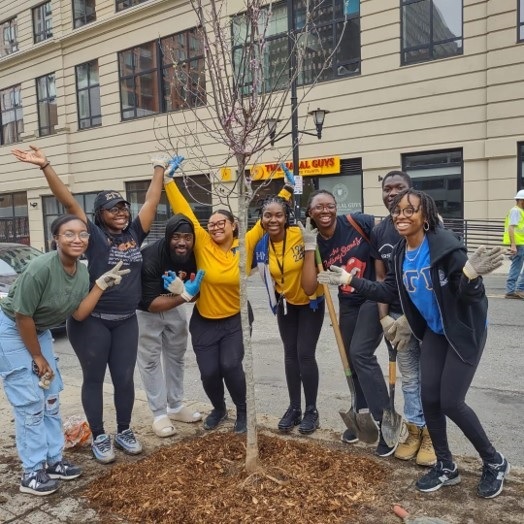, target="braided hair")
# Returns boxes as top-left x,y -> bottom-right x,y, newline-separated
390,188 -> 440,232
257,195 -> 293,227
